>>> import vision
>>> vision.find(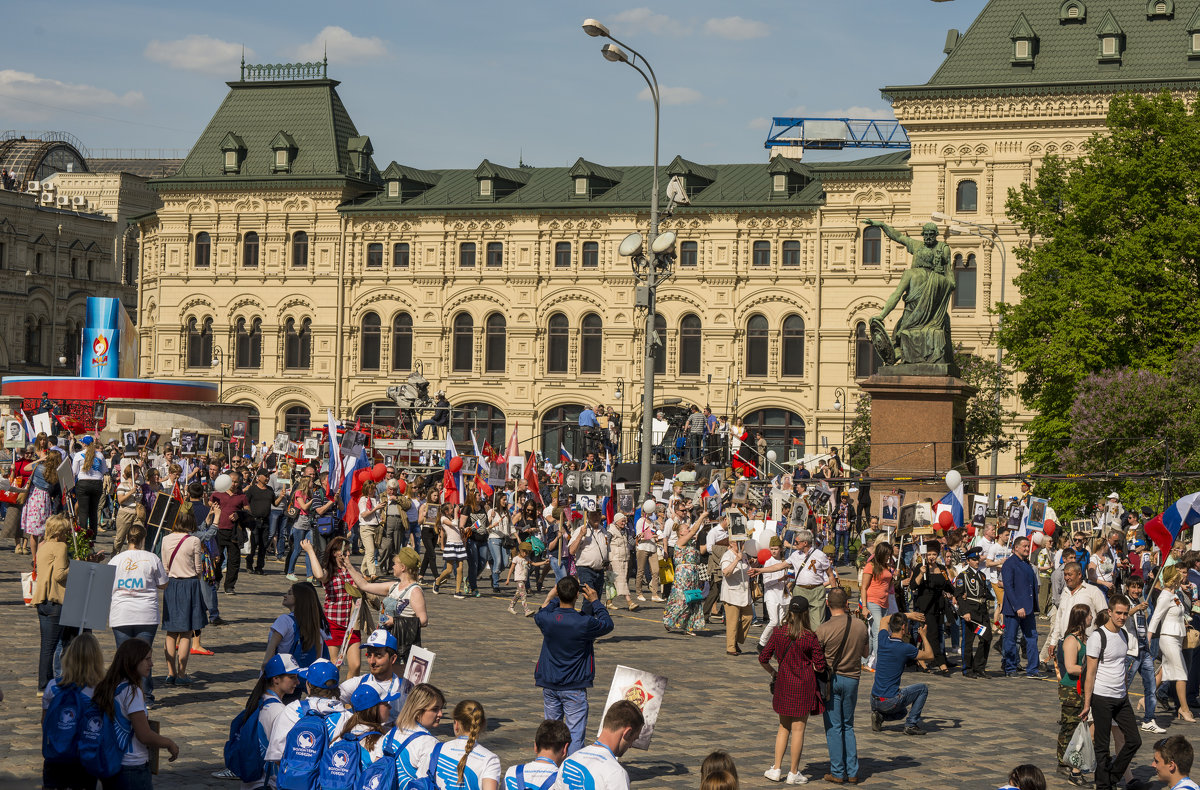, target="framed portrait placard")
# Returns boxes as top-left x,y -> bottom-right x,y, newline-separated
879,492 -> 903,528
